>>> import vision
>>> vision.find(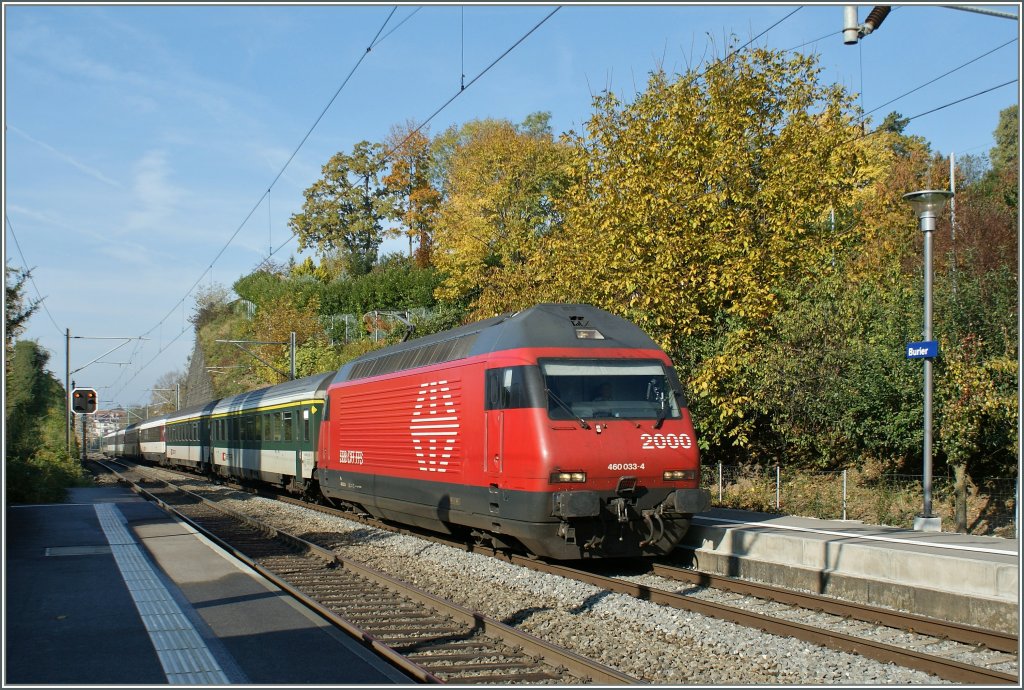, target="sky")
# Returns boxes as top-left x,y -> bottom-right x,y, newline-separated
3,2 -> 1021,412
